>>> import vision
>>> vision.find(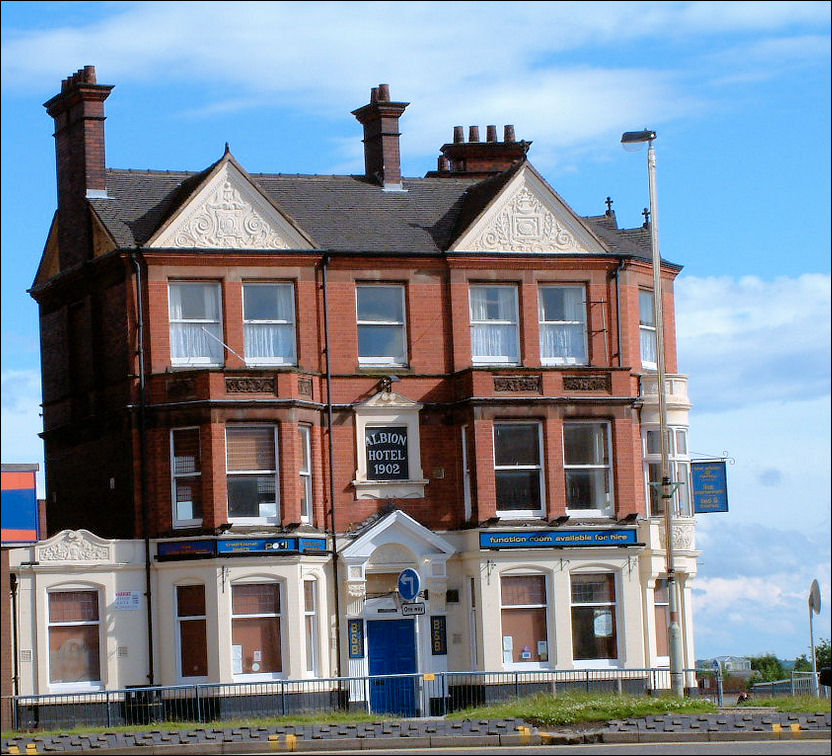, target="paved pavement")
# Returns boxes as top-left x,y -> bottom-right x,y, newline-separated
3,710 -> 830,753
